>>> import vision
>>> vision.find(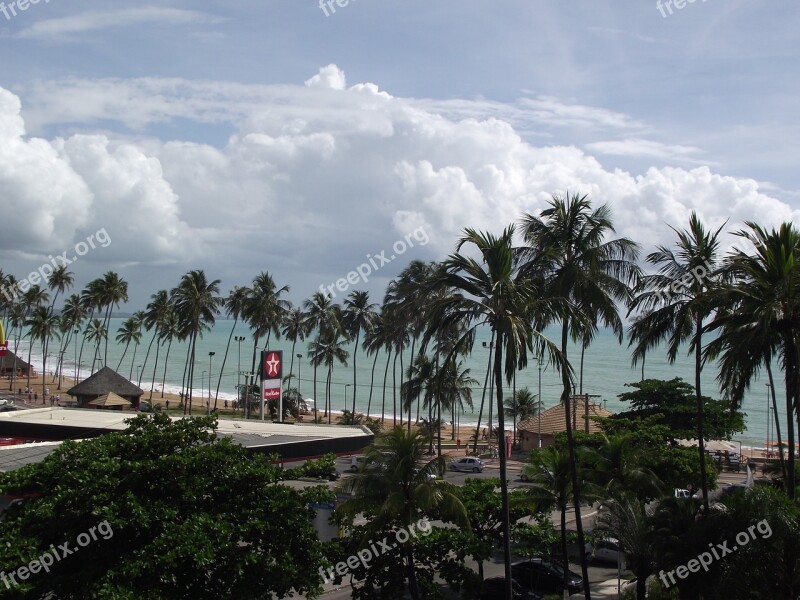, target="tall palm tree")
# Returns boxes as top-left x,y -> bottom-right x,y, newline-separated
522,193 -> 640,597
337,427 -> 467,600
628,212 -> 722,510
6,301 -> 24,393
84,318 -> 107,374
21,285 -> 49,392
47,265 -> 74,310
343,290 -> 377,416
705,222 -> 800,499
303,292 -> 341,422
115,316 -> 143,371
139,291 -> 171,387
282,306 -> 311,390
214,286 -> 250,408
54,293 -> 85,387
522,446 -> 574,590
363,312 -> 386,418
245,272 -> 290,377
26,305 -> 60,402
76,279 -> 103,378
172,270 -> 223,415
309,329 -> 349,424
158,310 -> 179,398
97,272 -> 128,366
426,226 -> 565,600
